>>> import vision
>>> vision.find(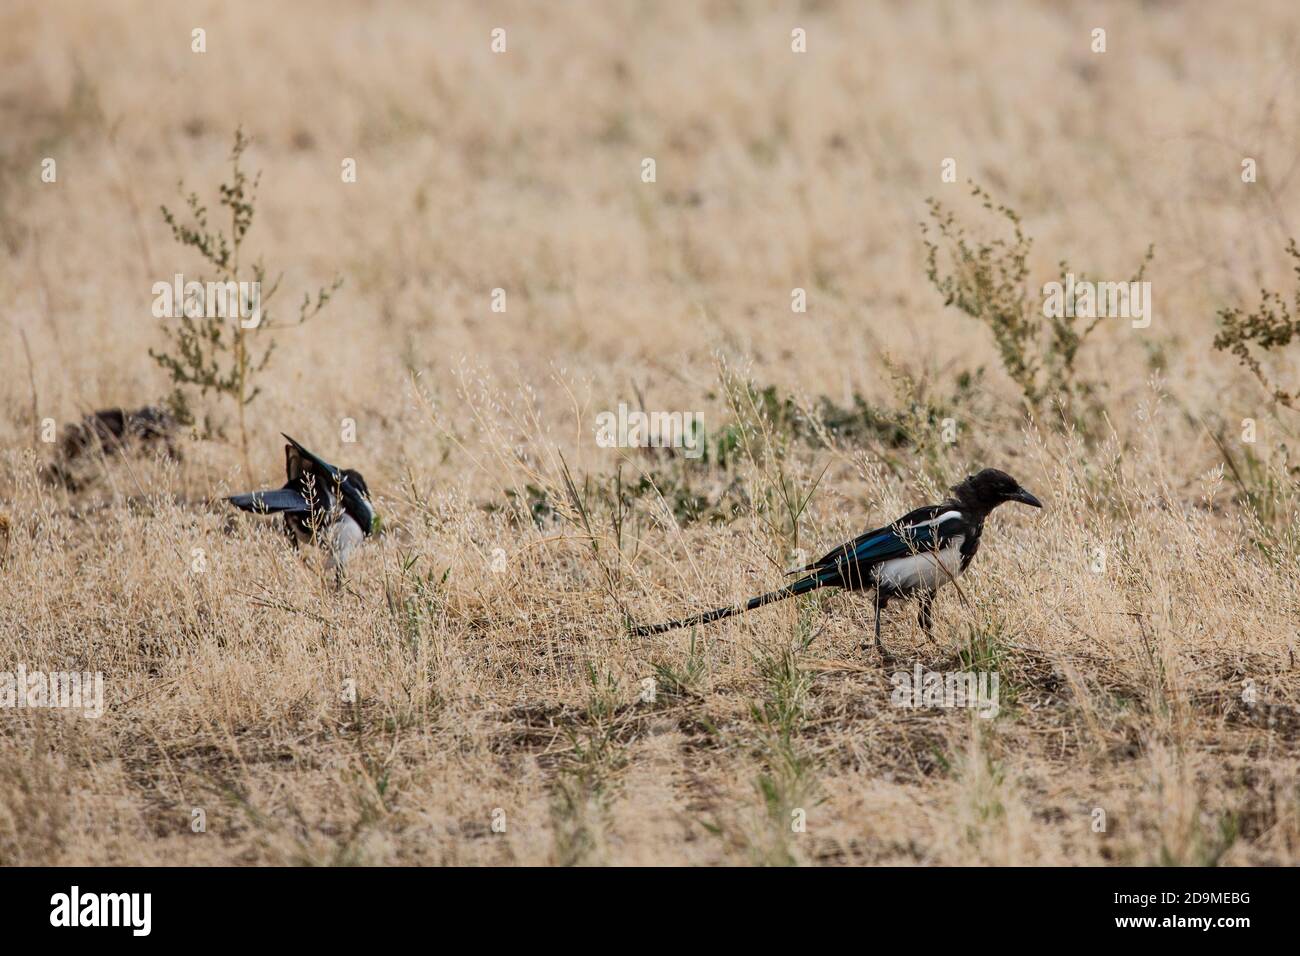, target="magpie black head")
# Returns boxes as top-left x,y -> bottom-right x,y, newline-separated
339,468 -> 375,536
342,468 -> 370,500
950,468 -> 1043,513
